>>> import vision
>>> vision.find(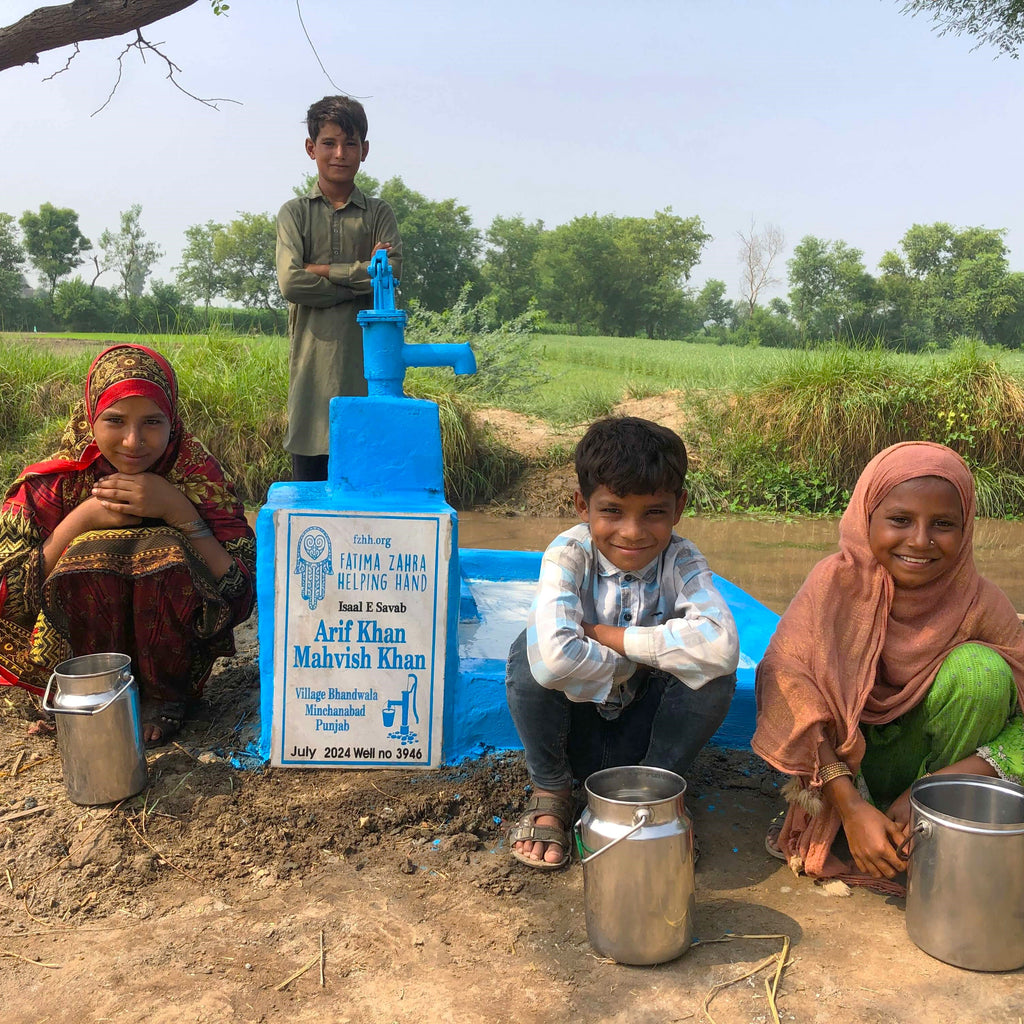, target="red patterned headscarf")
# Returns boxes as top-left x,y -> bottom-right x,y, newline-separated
24,344 -> 184,478
87,344 -> 177,424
